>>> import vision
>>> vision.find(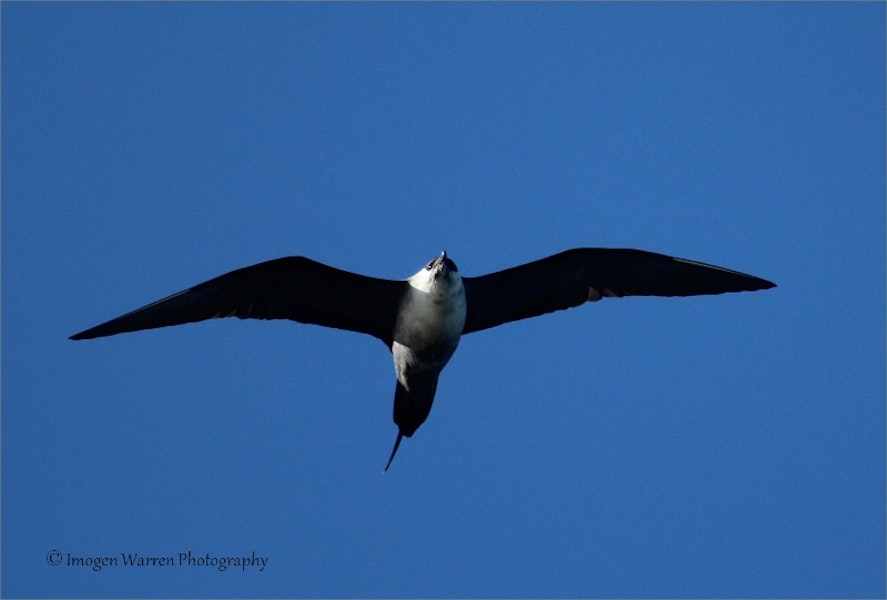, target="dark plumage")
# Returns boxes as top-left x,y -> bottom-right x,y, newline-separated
71,248 -> 775,470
